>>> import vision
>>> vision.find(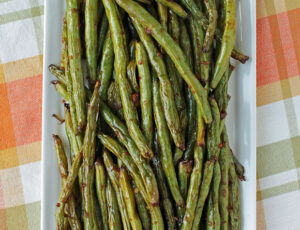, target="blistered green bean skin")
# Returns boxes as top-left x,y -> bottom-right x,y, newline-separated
192,160 -> 214,230
116,0 -> 212,124
157,3 -> 168,32
103,151 -> 131,230
55,150 -> 83,230
213,163 -> 221,230
218,129 -> 230,230
207,98 -> 221,160
181,106 -> 204,230
153,134 -> 175,230
103,0 -> 153,159
53,135 -> 69,230
82,82 -> 101,230
132,182 -> 151,230
66,0 -> 86,130
98,102 -> 159,206
156,0 -> 188,18
49,65 -> 67,86
203,0 -> 217,52
177,160 -> 192,227
85,0 -> 99,82
229,154 -> 241,230
99,33 -> 114,101
211,0 -> 236,88
95,159 -> 109,230
106,179 -> 122,230
127,60 -> 139,93
130,17 -> 183,150
52,80 -> 69,101
136,41 -> 153,146
119,167 -> 143,230
152,73 -> 184,207
107,82 -> 125,120
60,17 -> 68,71
97,14 -> 109,60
